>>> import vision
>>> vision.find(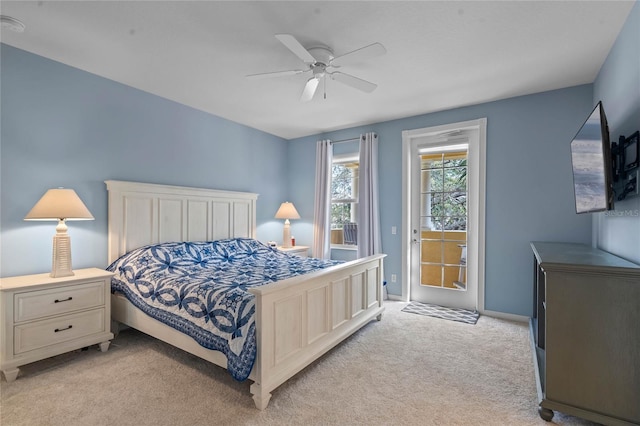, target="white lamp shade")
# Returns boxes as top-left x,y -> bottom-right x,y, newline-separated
274,202 -> 300,220
275,202 -> 300,248
24,188 -> 94,221
24,188 -> 94,278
